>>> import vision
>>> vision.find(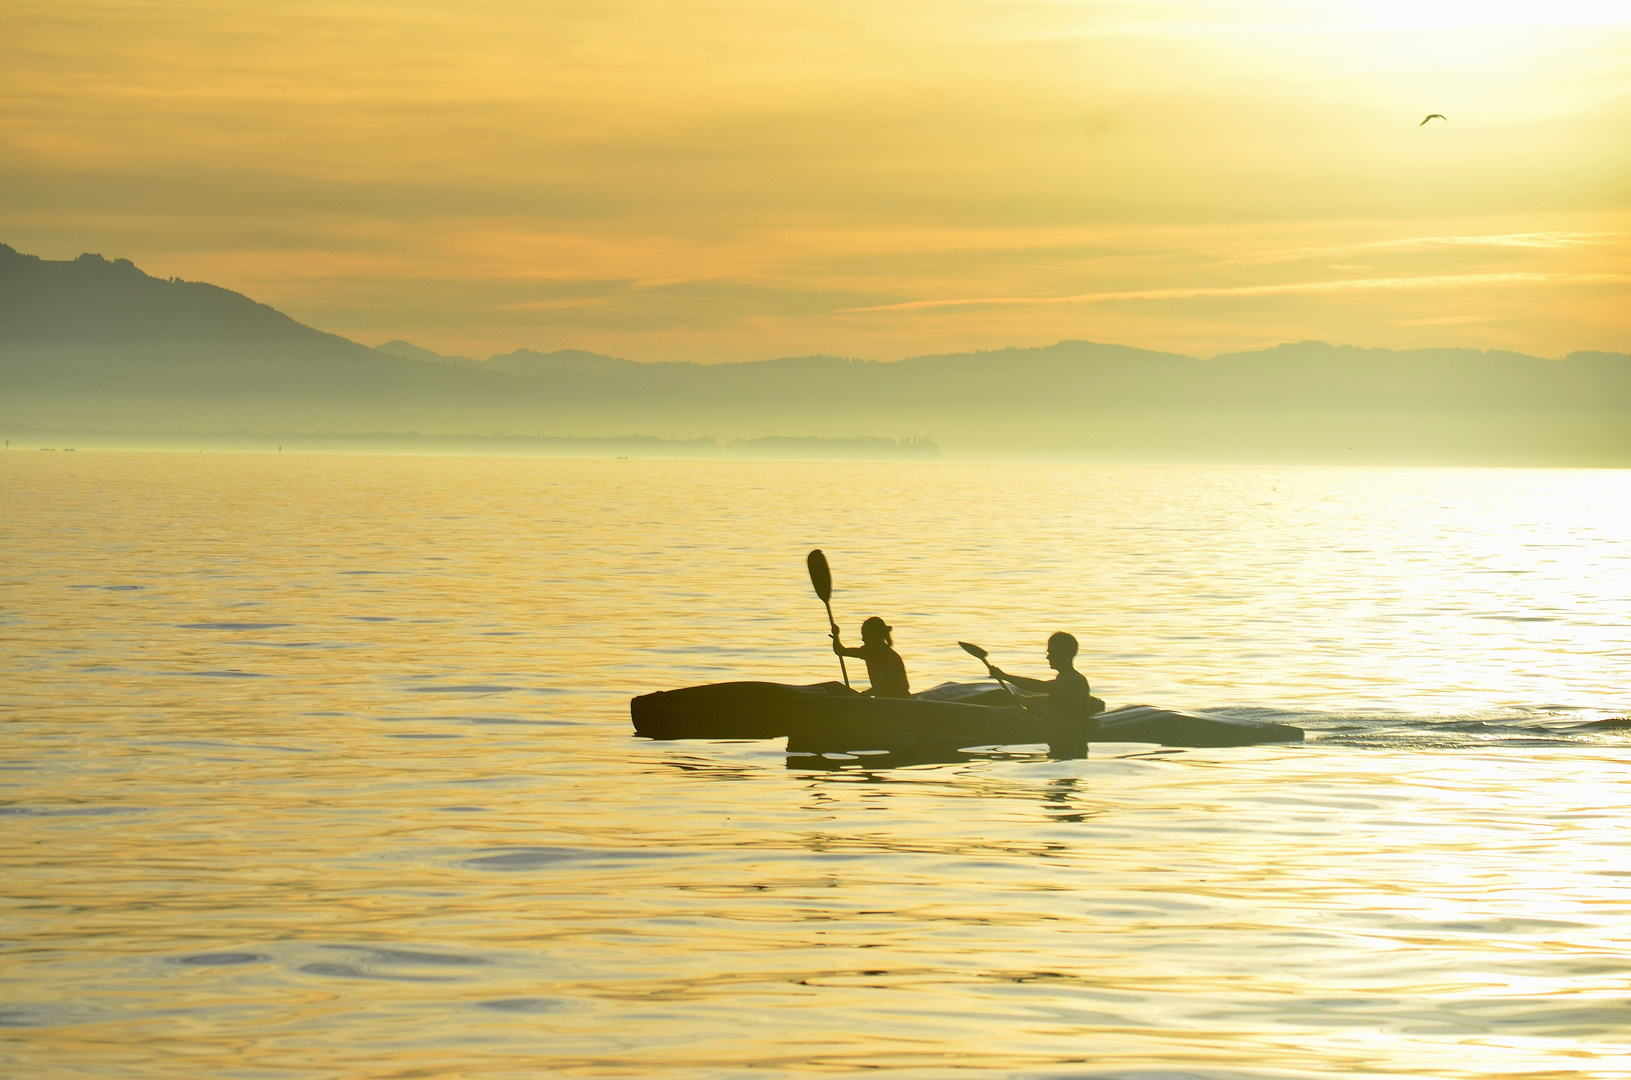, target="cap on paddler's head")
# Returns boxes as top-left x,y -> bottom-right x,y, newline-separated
861,616 -> 893,639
